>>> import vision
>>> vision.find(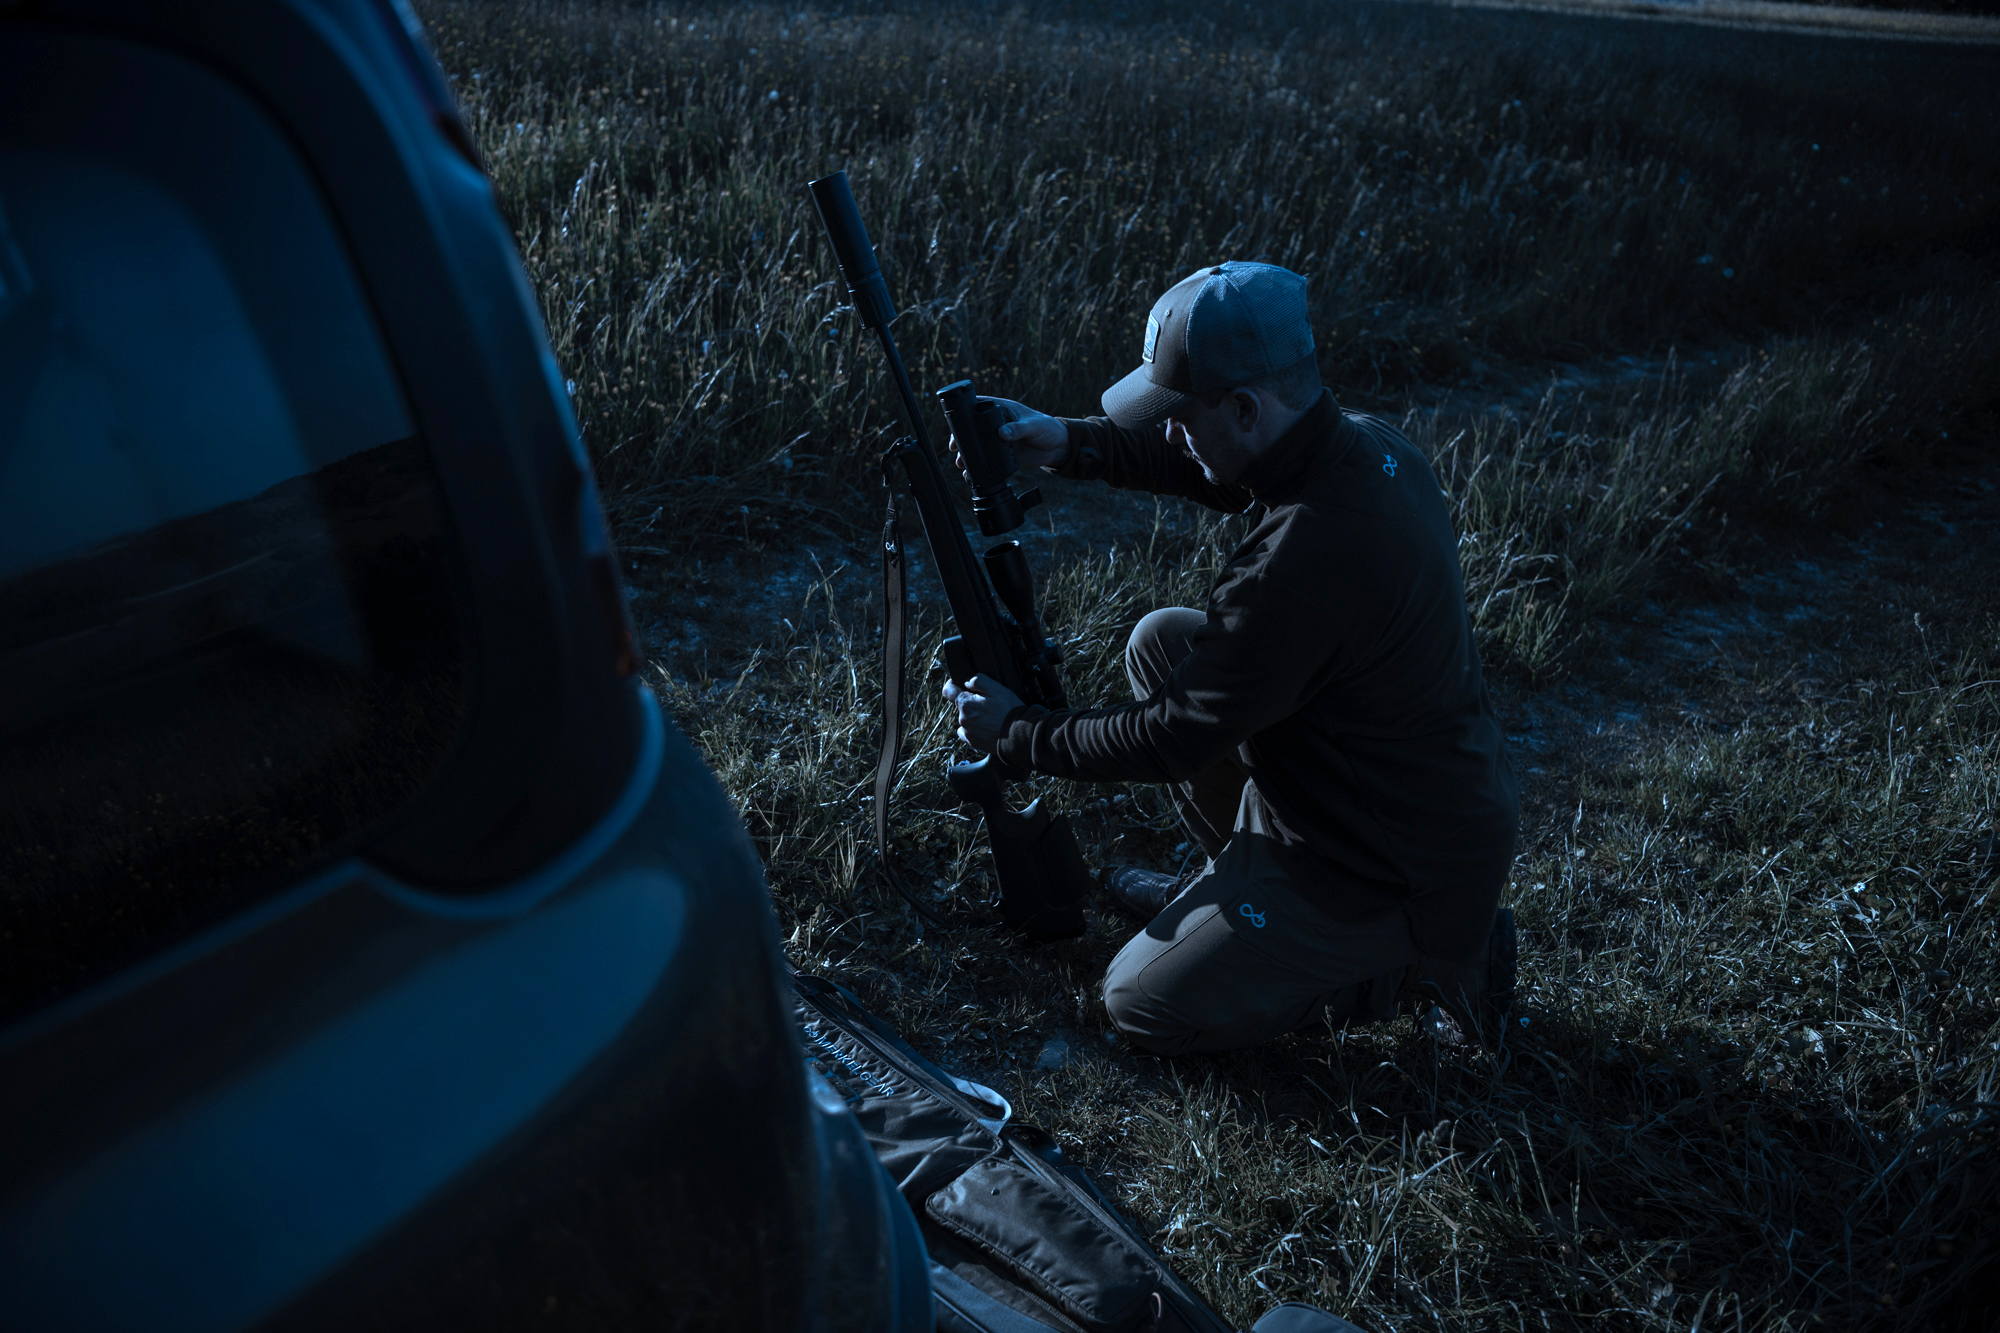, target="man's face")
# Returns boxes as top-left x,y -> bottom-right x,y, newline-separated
1165,395 -> 1256,486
